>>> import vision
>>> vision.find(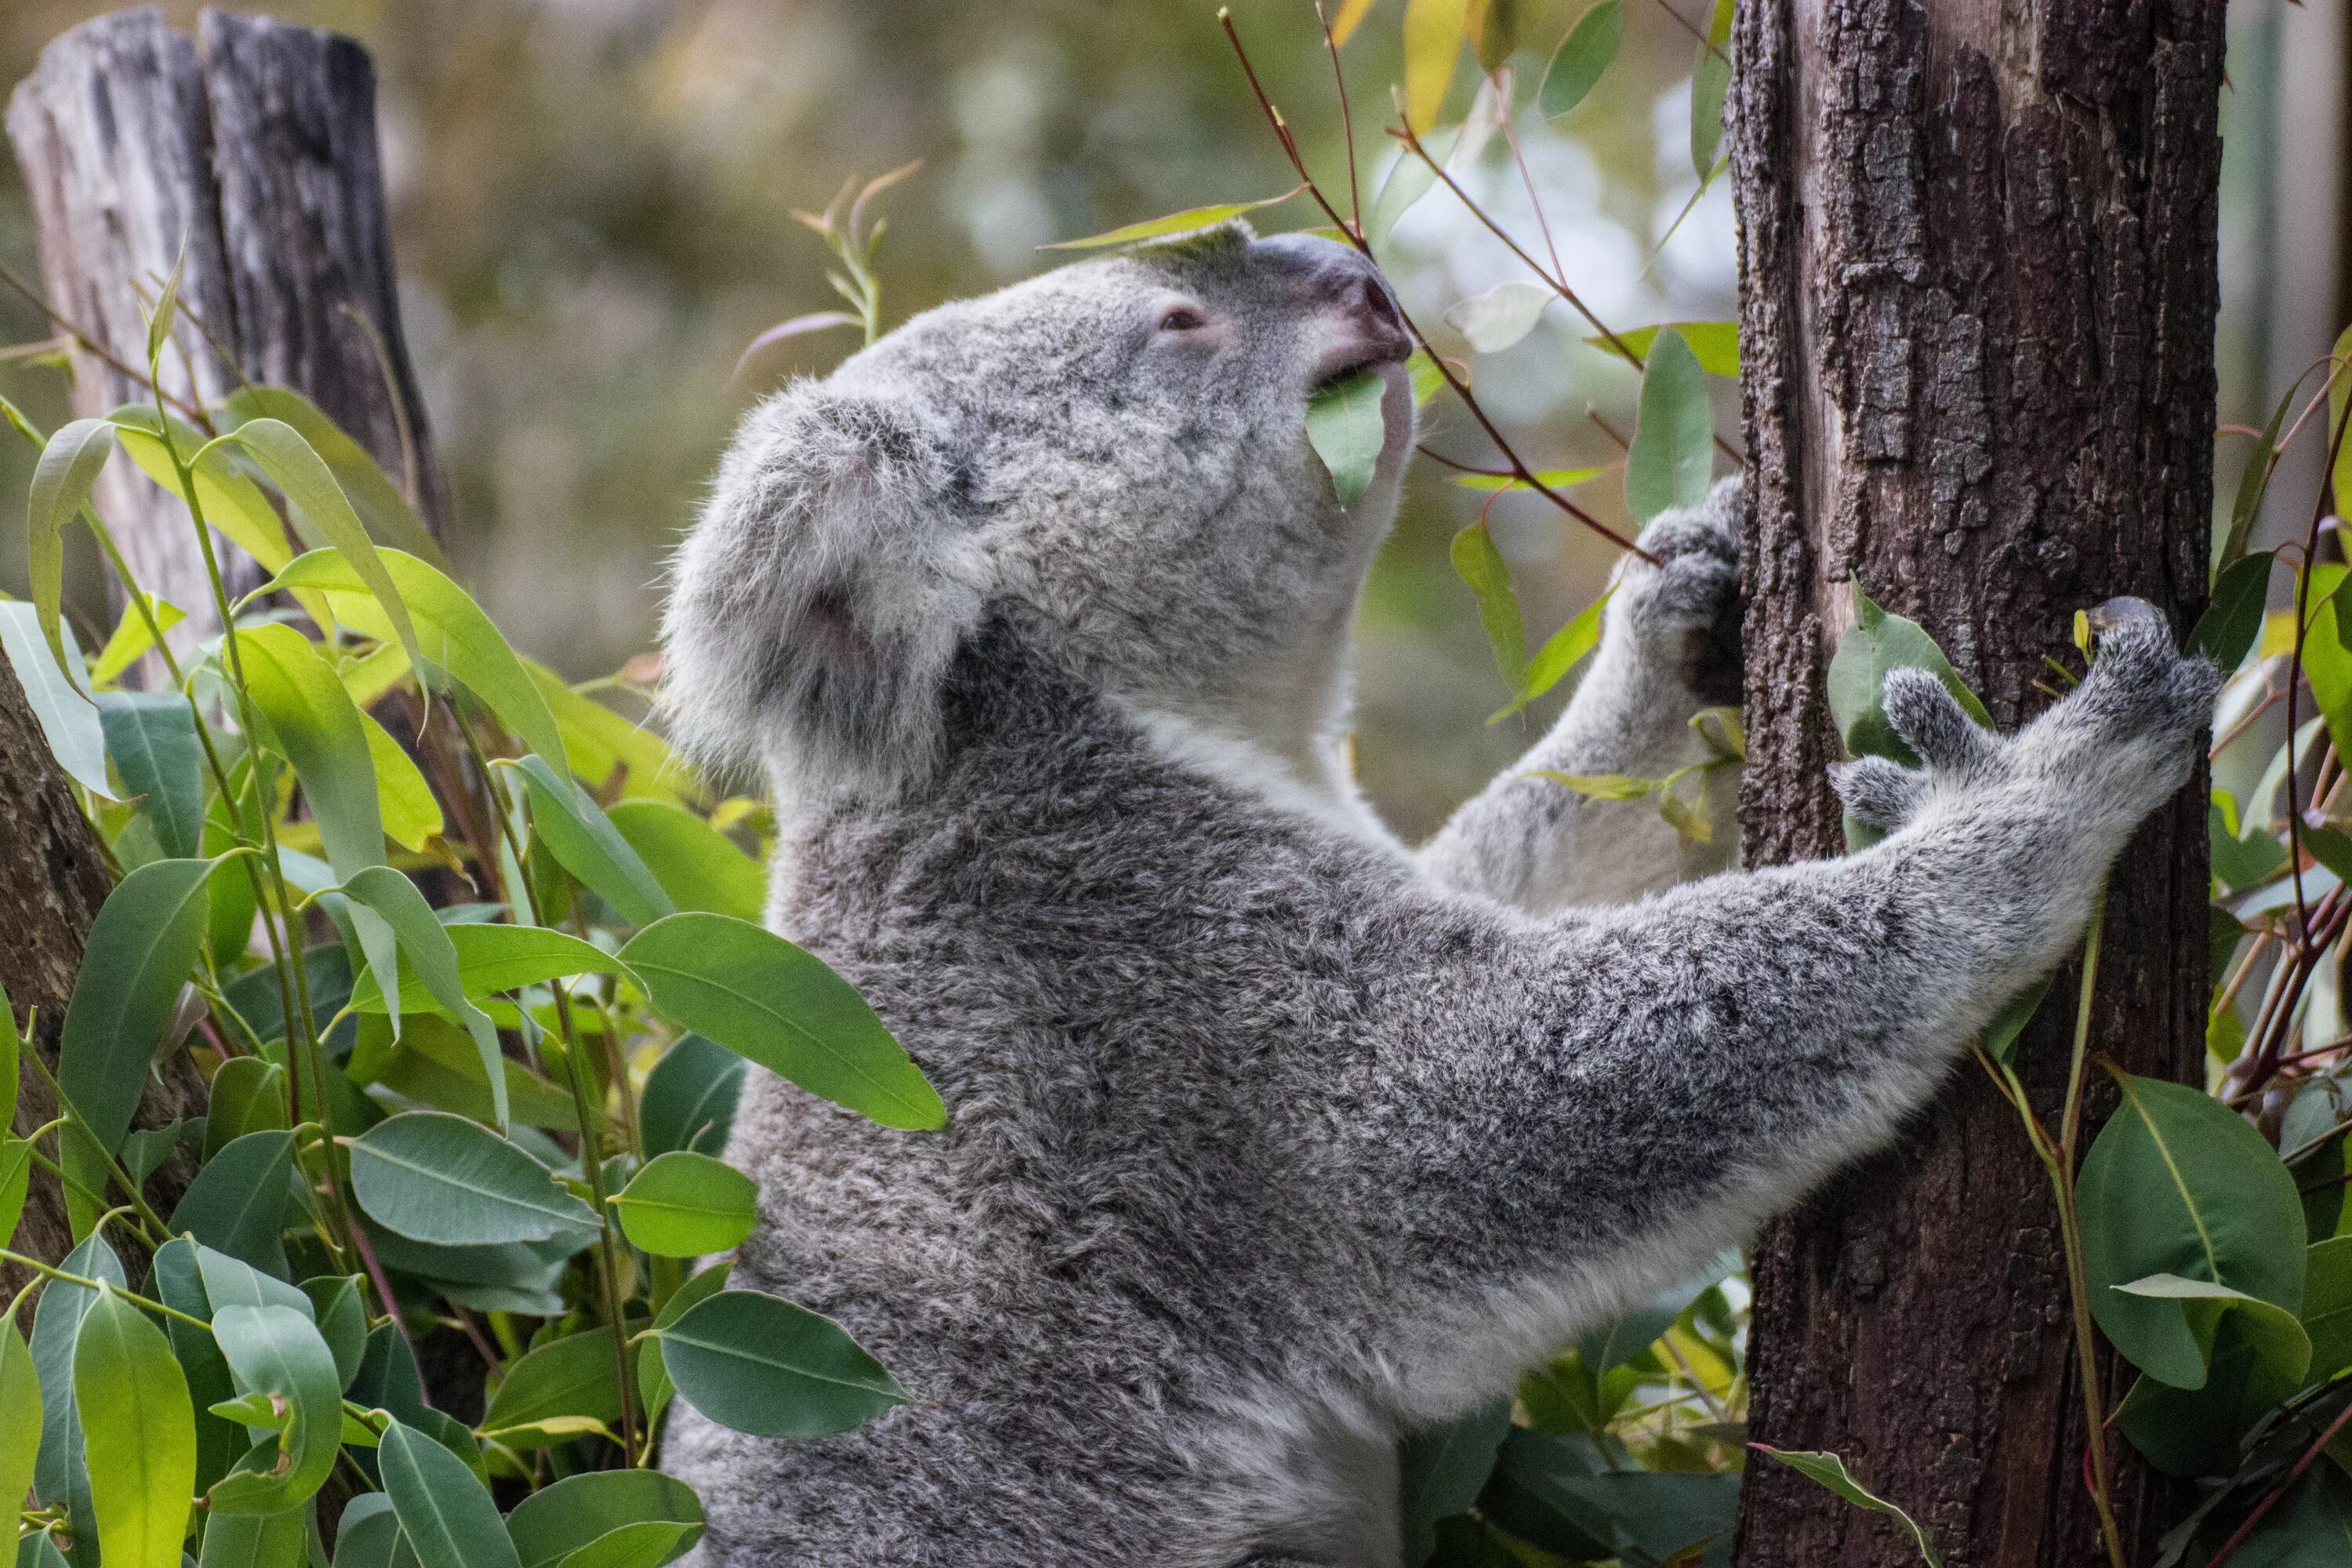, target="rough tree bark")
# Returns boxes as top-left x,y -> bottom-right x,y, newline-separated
0,659 -> 205,1297
1730,3 -> 2223,1565
7,4 -> 446,644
